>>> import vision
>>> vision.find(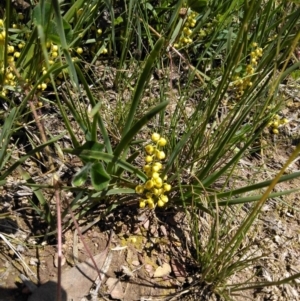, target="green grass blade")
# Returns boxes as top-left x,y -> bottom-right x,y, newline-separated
122,37 -> 165,137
